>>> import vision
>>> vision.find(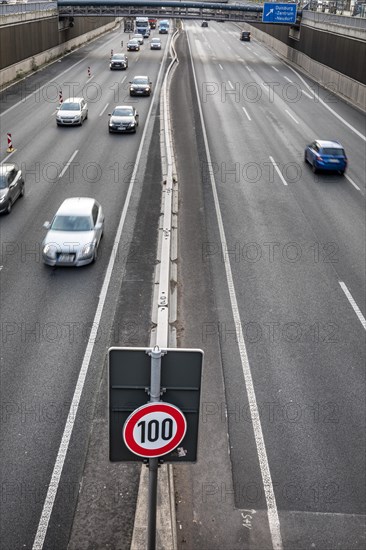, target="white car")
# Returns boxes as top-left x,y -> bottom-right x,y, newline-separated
56,97 -> 88,126
42,197 -> 104,267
